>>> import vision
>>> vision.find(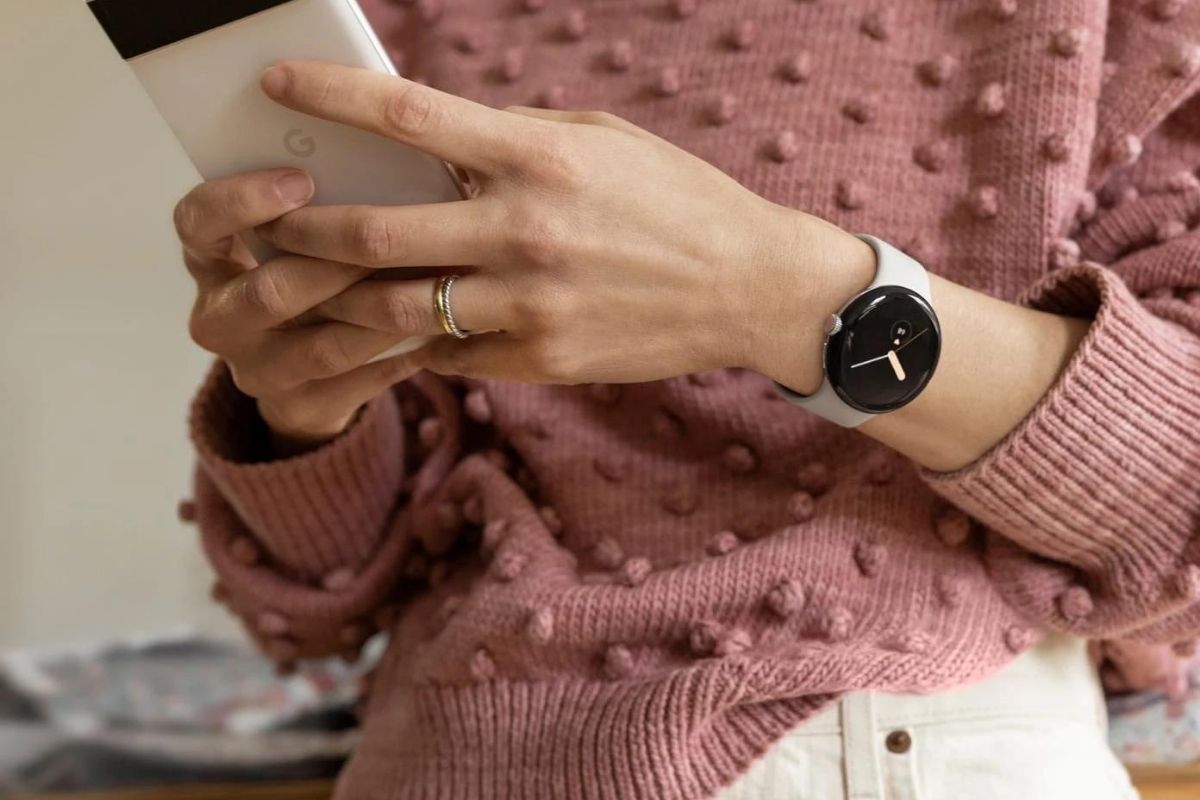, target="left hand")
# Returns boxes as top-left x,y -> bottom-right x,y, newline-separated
257,61 -> 872,388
